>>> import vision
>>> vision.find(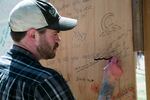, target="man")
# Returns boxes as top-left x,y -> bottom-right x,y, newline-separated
0,0 -> 77,99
